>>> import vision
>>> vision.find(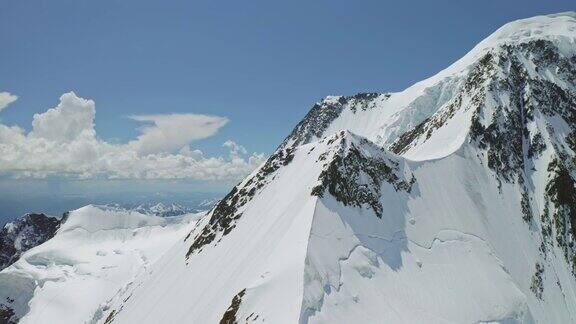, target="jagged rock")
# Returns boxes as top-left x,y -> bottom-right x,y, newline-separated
0,213 -> 60,271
